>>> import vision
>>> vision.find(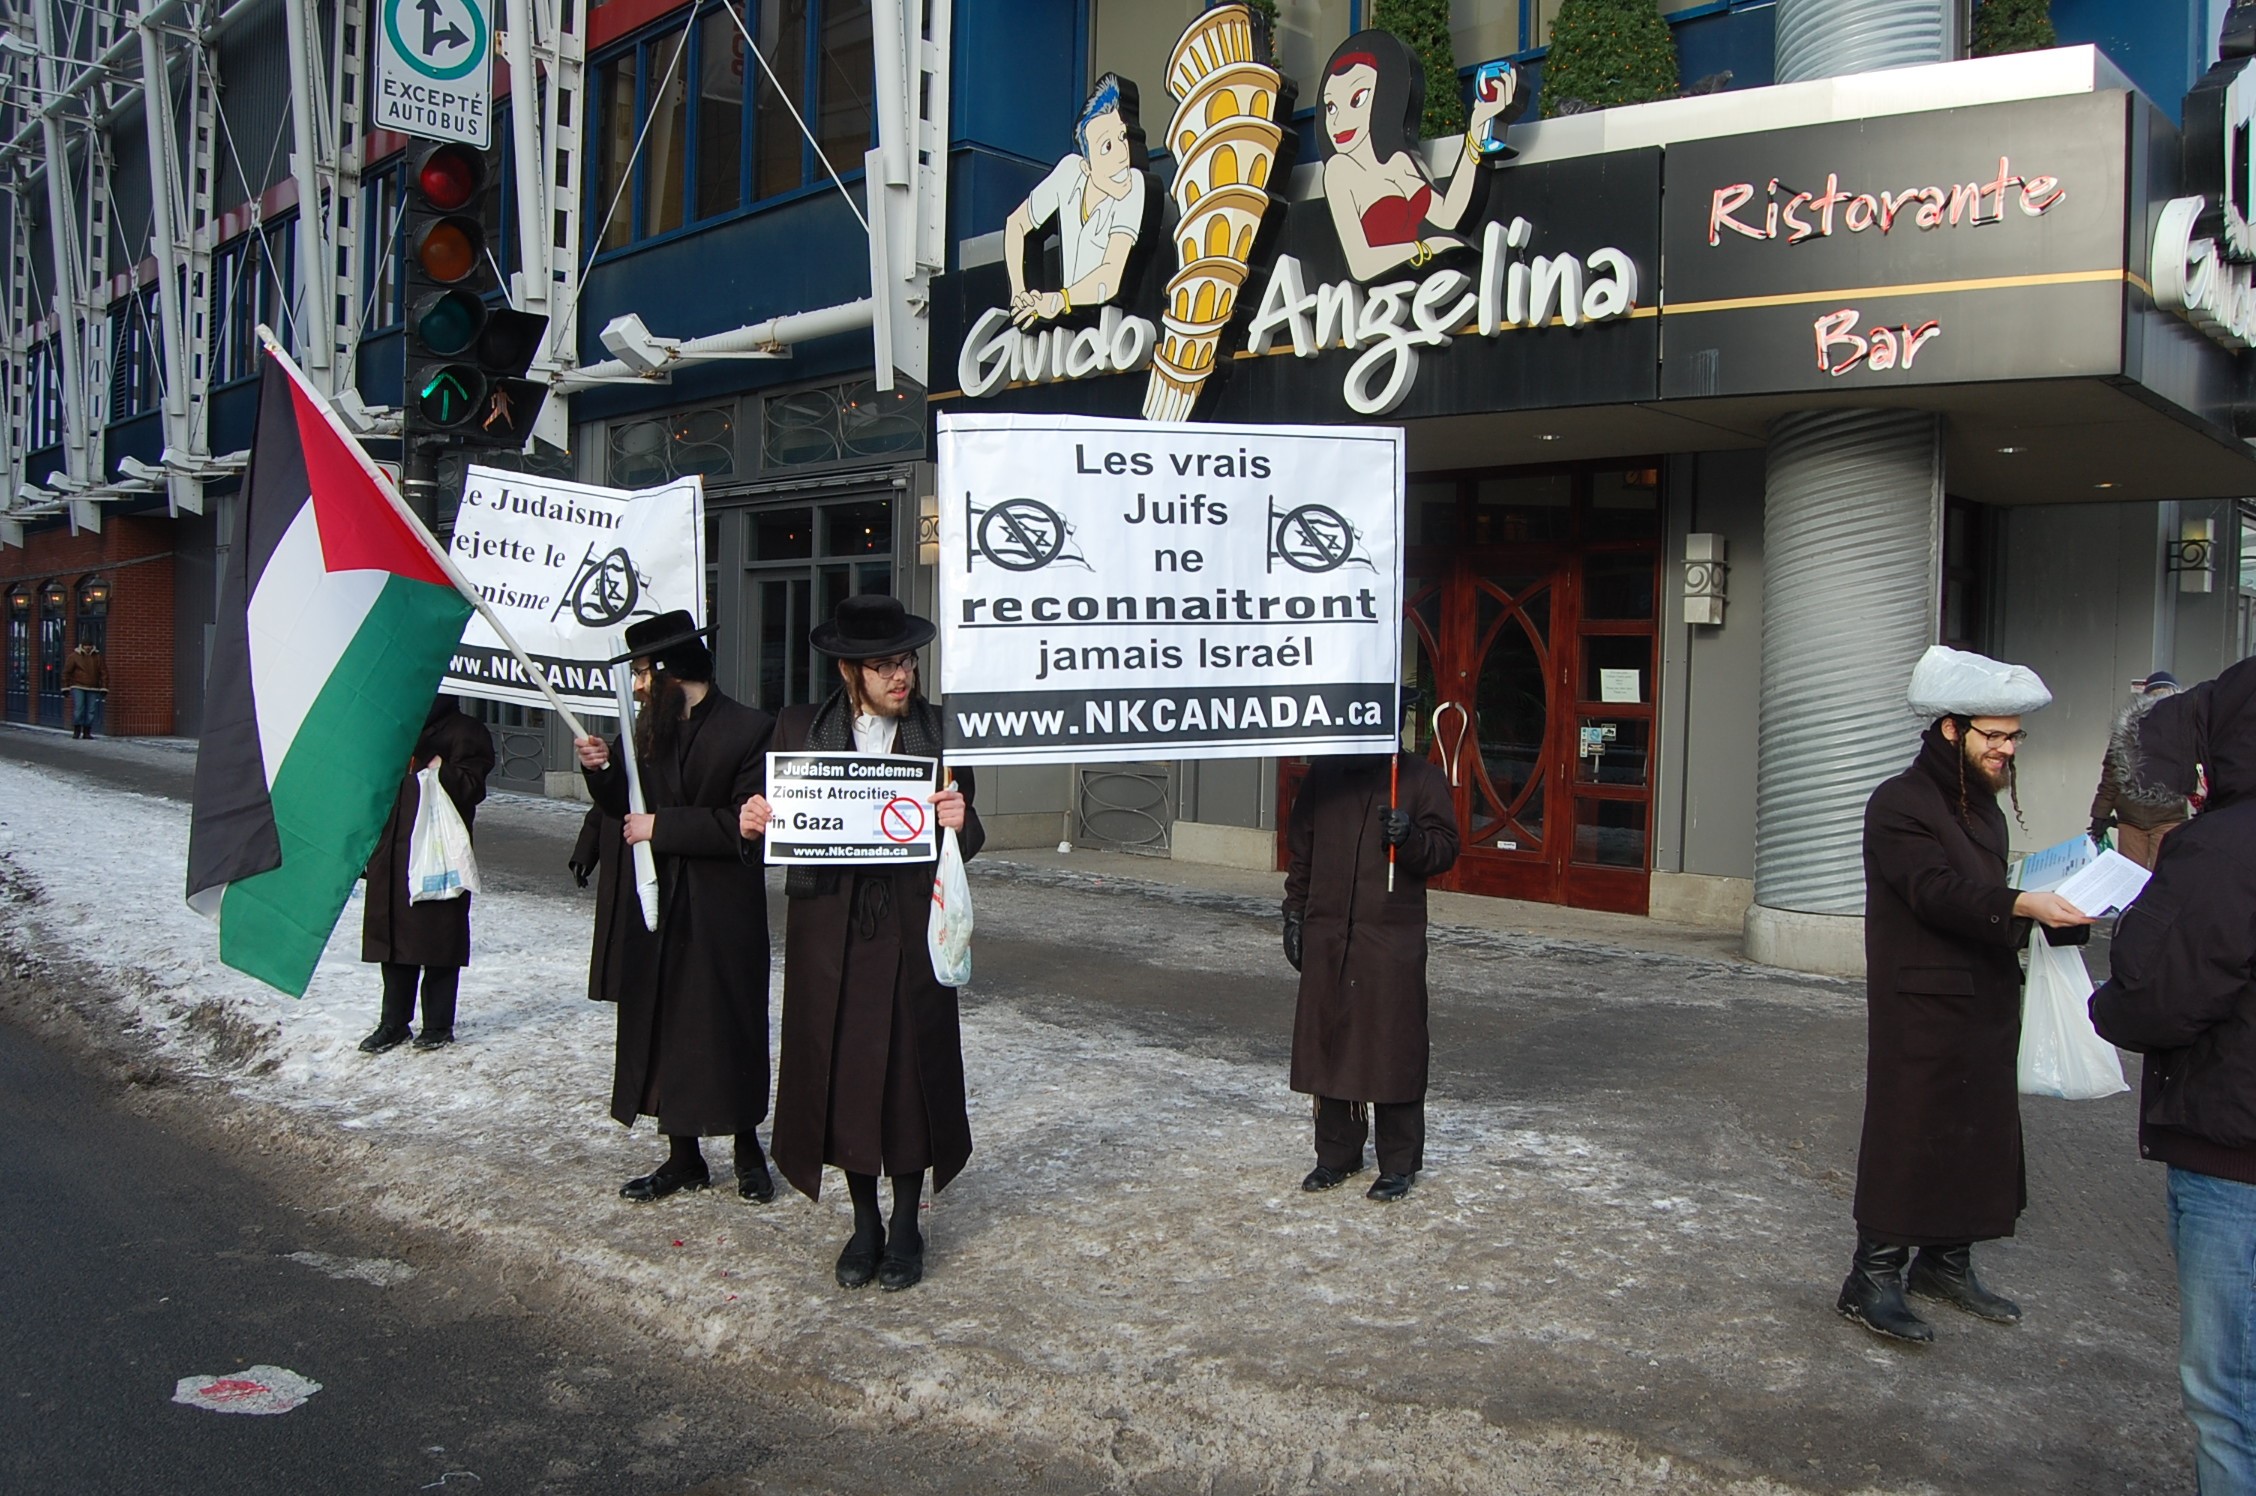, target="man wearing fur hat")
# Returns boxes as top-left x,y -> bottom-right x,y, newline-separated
574,609 -> 778,1205
1838,646 -> 2093,1344
2091,657 -> 2256,1492
740,594 -> 980,1293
